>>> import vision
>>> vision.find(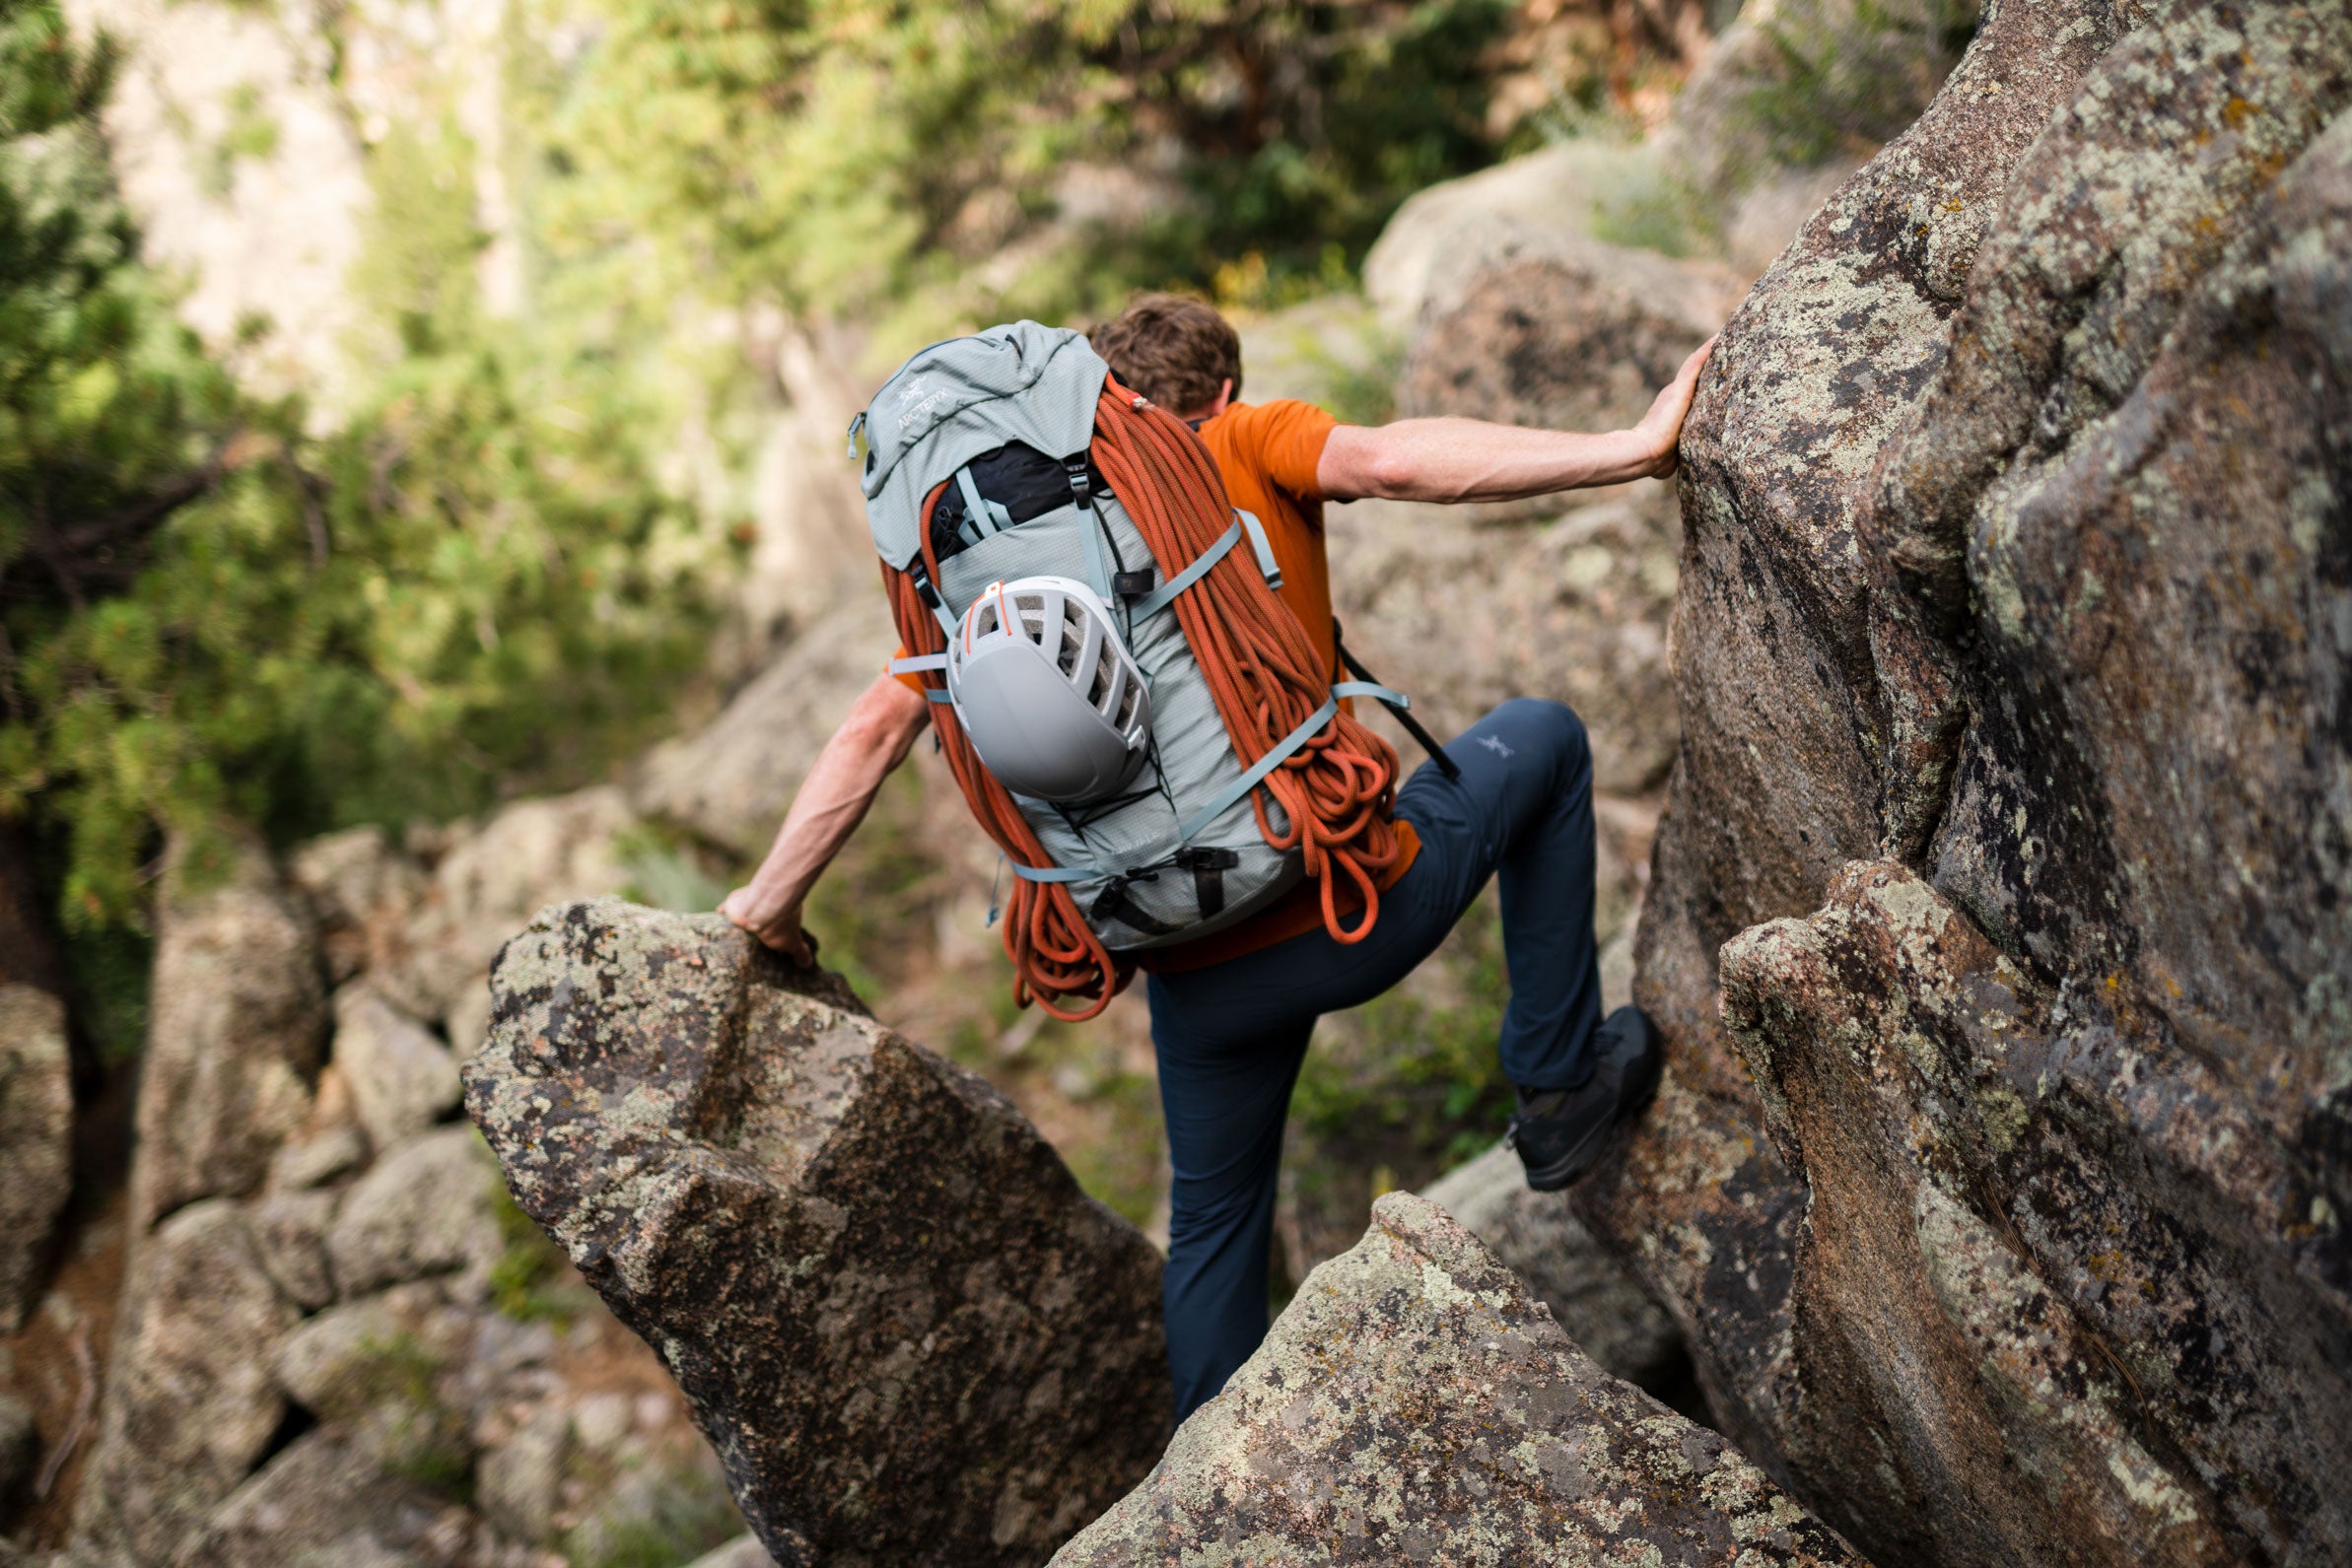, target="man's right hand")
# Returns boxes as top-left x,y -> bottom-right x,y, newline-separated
720,884 -> 815,966
1630,336 -> 1718,479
